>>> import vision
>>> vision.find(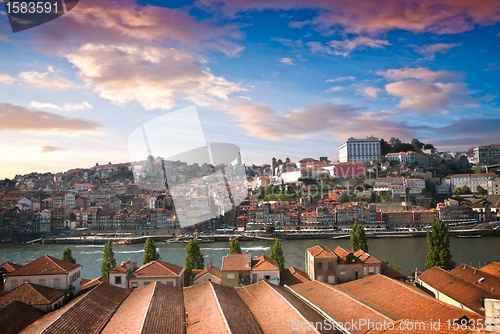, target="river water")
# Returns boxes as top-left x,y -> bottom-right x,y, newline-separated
1,237 -> 499,280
